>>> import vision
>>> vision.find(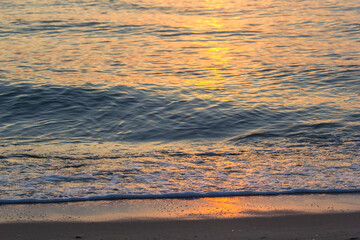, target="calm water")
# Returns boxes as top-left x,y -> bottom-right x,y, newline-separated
0,0 -> 359,203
